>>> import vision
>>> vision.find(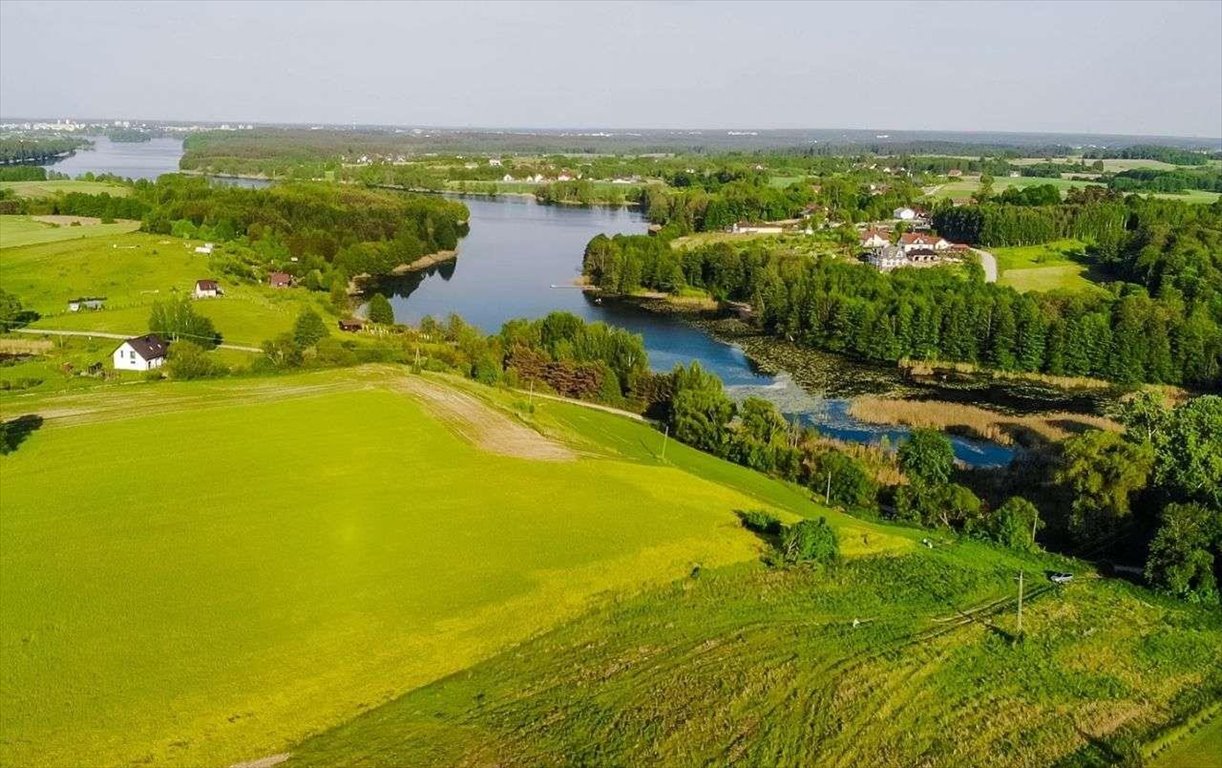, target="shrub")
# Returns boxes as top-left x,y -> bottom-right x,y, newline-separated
780,517 -> 839,565
165,341 -> 226,380
368,293 -> 395,325
738,509 -> 783,535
